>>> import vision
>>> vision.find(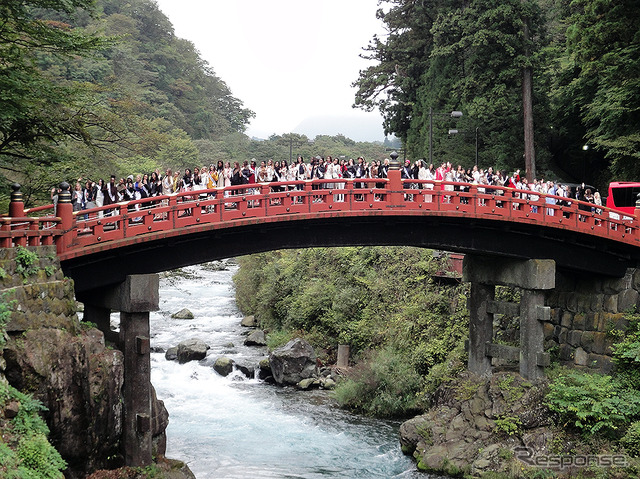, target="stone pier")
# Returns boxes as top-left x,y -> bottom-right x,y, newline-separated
463,256 -> 555,380
79,274 -> 159,466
